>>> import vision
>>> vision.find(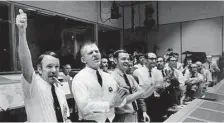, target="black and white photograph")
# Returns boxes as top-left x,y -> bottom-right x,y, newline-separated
0,0 -> 224,122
